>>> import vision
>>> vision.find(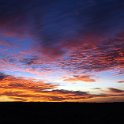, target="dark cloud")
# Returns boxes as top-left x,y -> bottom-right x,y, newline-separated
109,88 -> 124,93
21,56 -> 39,65
118,80 -> 124,83
49,96 -> 65,101
93,88 -> 101,90
52,89 -> 89,96
0,72 -> 8,80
